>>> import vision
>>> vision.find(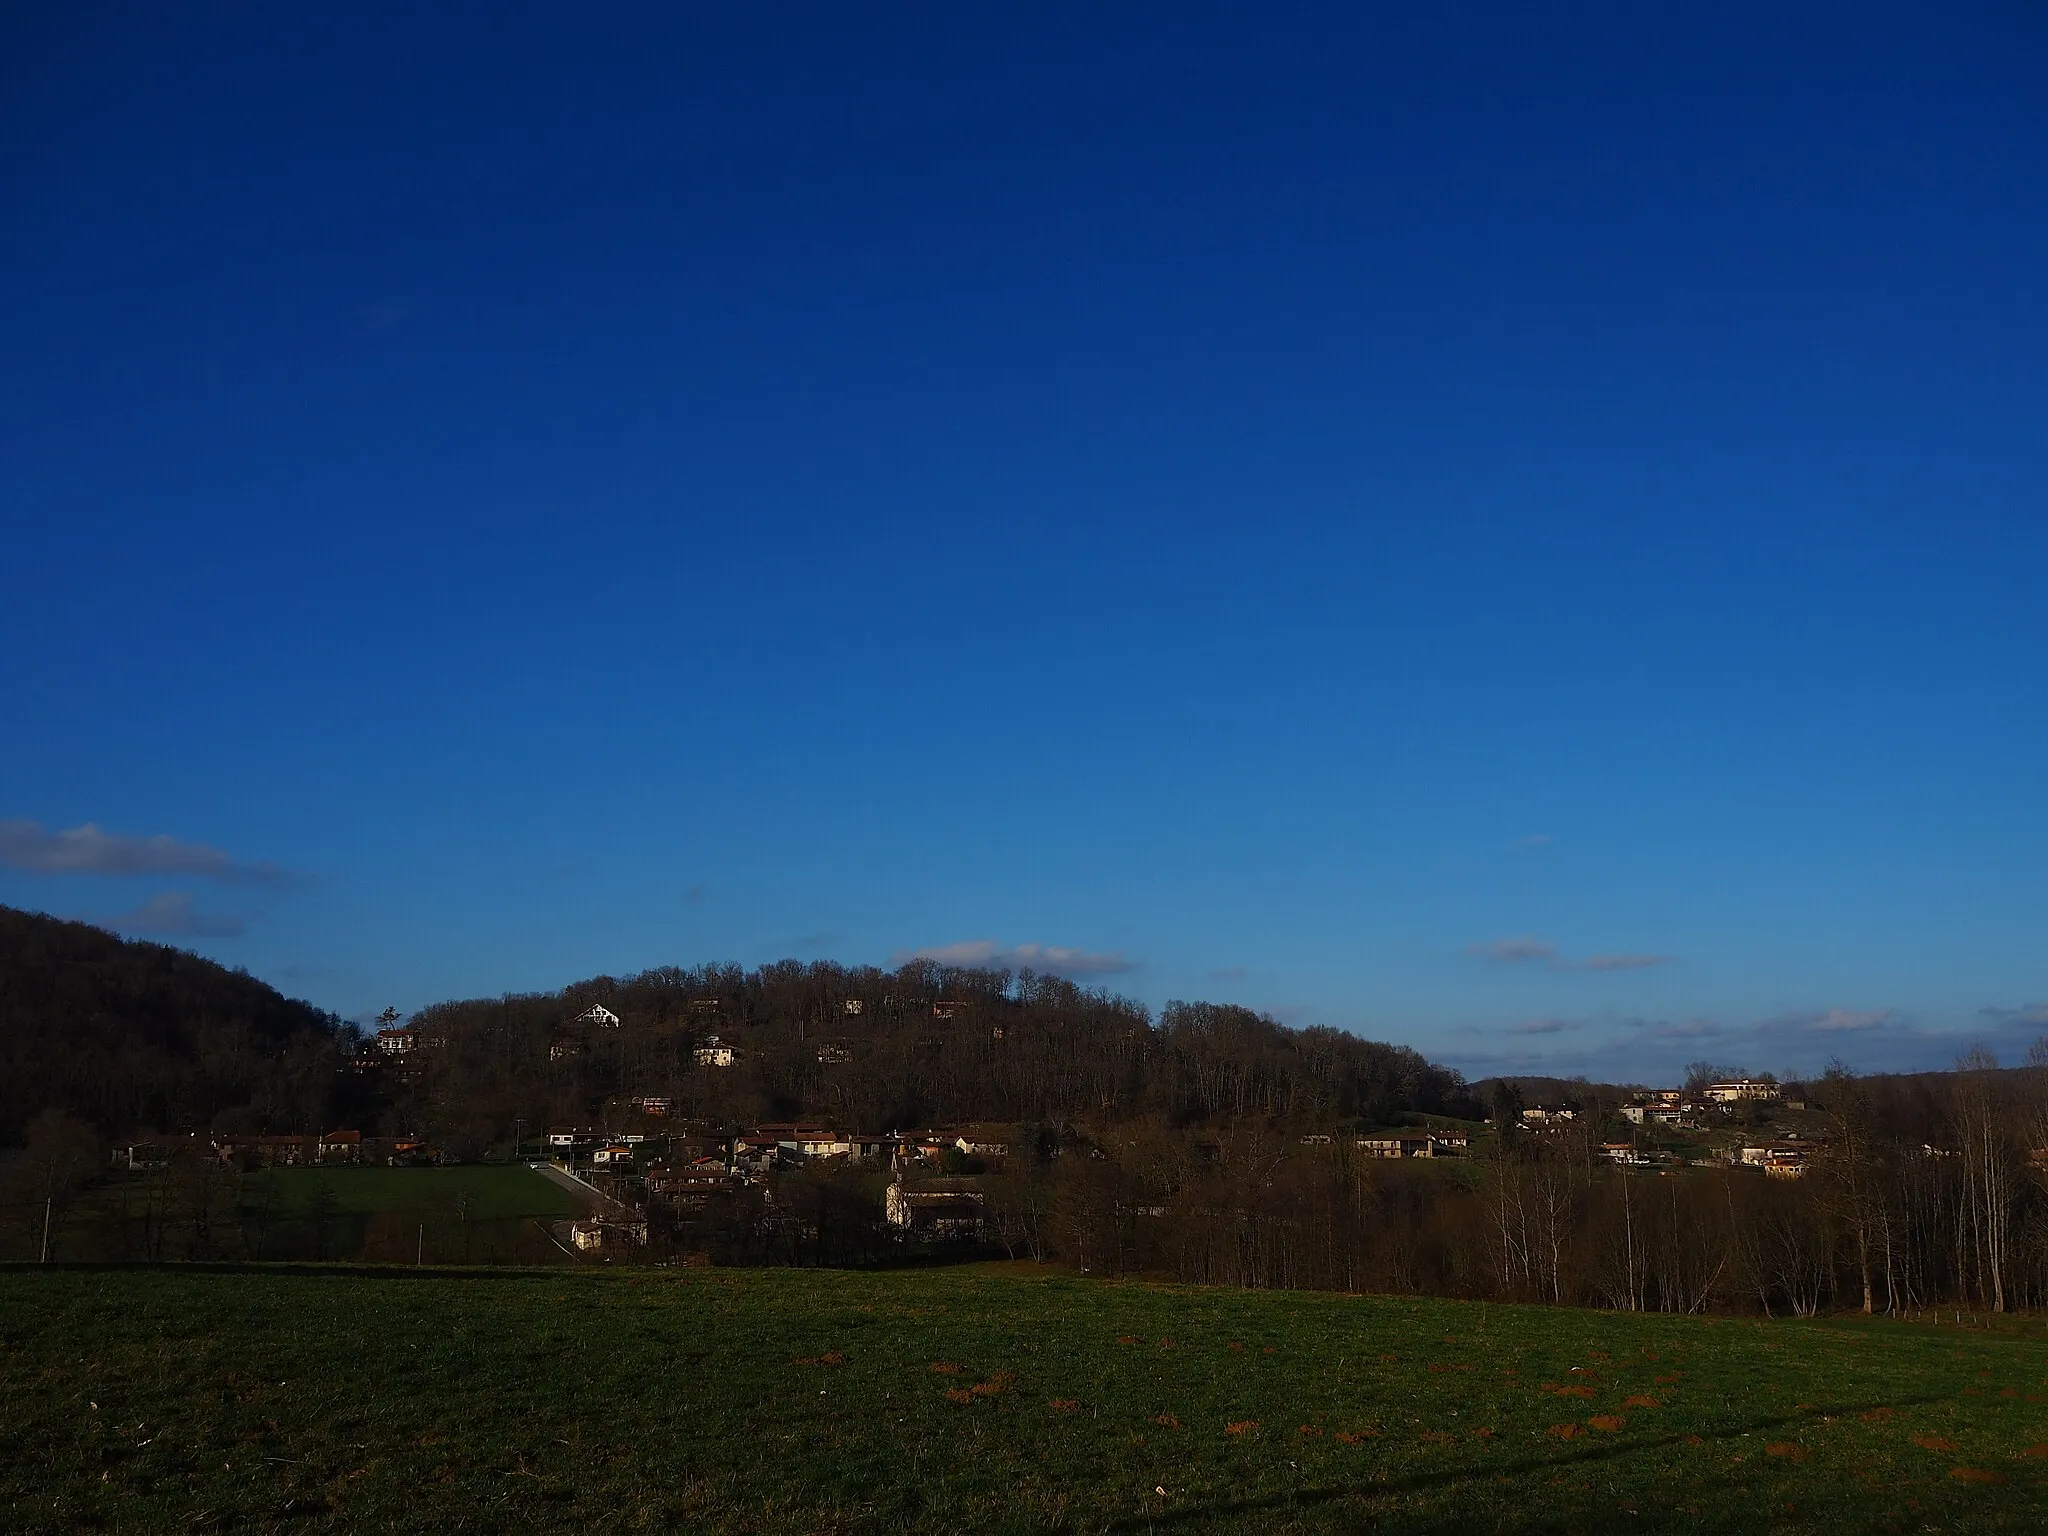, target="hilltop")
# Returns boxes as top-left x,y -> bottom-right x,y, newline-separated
0,906 -> 357,1144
